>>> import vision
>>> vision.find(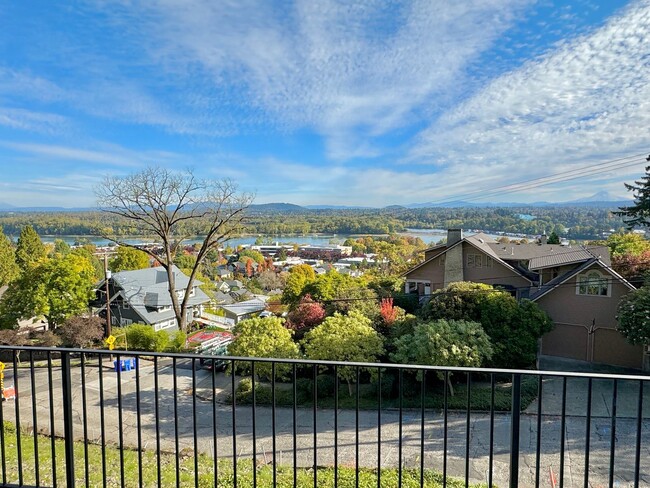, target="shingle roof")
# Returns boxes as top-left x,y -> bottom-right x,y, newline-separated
110,266 -> 210,325
528,248 -> 595,270
221,299 -> 266,317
